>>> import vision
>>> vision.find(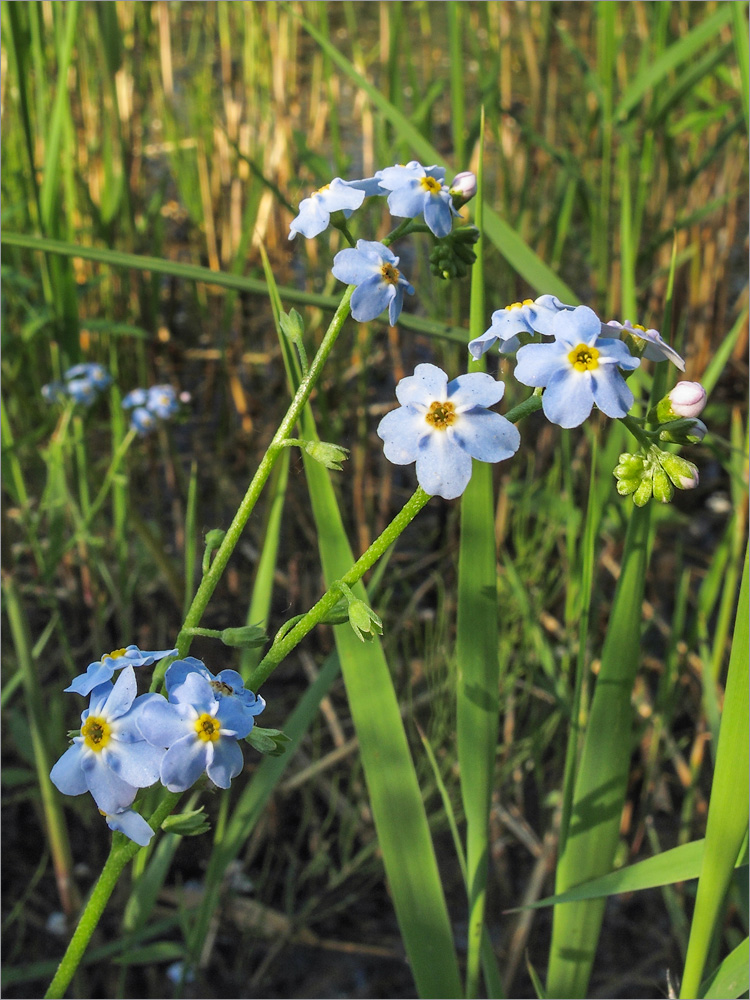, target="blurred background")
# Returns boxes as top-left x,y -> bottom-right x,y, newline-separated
2,3 -> 748,997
